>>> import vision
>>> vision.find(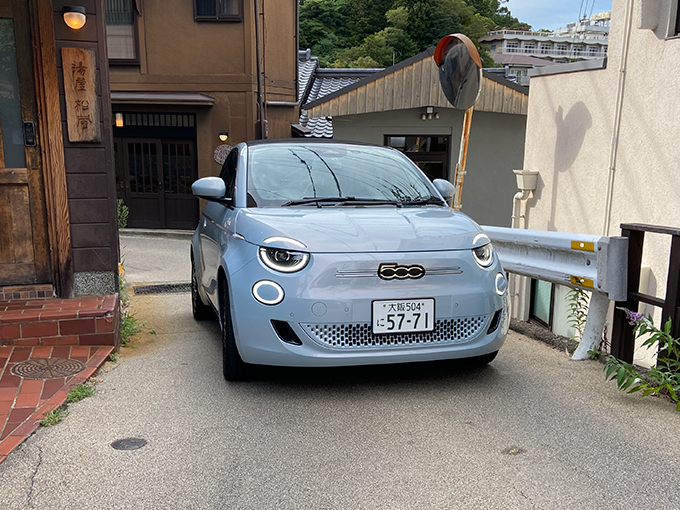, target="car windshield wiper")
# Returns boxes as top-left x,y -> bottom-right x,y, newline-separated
282,197 -> 402,207
402,196 -> 446,206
